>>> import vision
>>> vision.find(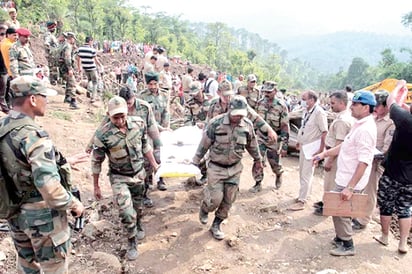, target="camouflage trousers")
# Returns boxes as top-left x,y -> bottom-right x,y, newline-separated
109,171 -> 145,239
61,70 -> 77,98
49,66 -> 60,84
200,161 -> 242,219
8,205 -> 71,274
252,142 -> 284,182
